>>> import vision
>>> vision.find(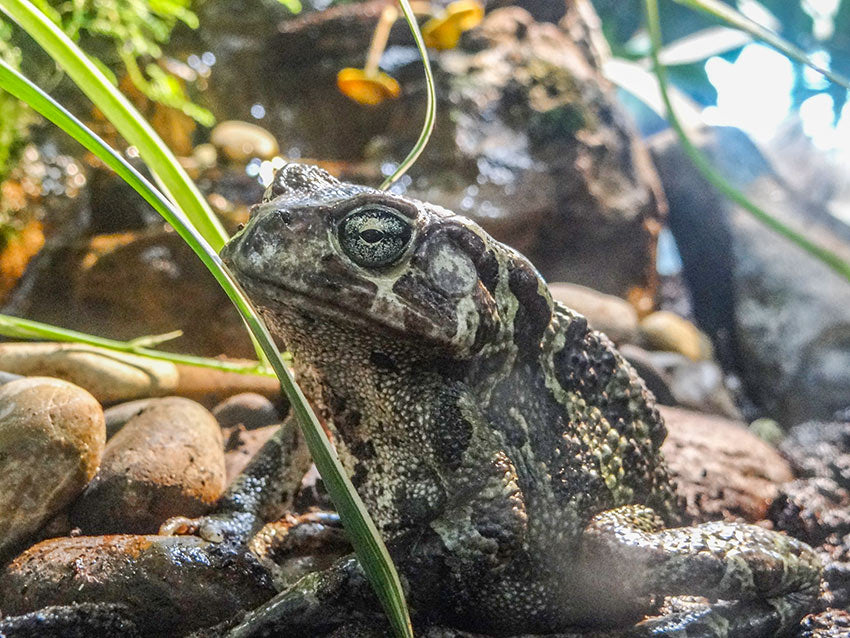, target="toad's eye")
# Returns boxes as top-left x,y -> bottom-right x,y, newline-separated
338,206 -> 413,268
